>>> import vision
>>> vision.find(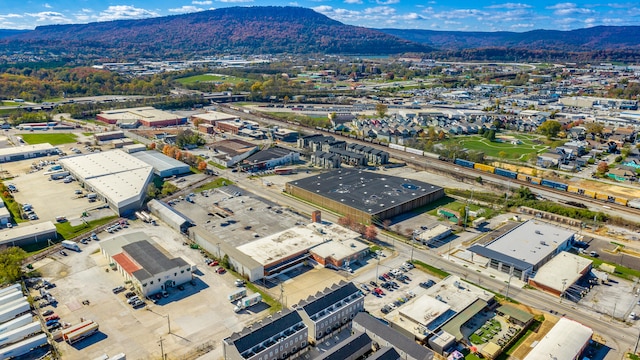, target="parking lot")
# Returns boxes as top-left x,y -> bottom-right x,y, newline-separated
28,220 -> 265,360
